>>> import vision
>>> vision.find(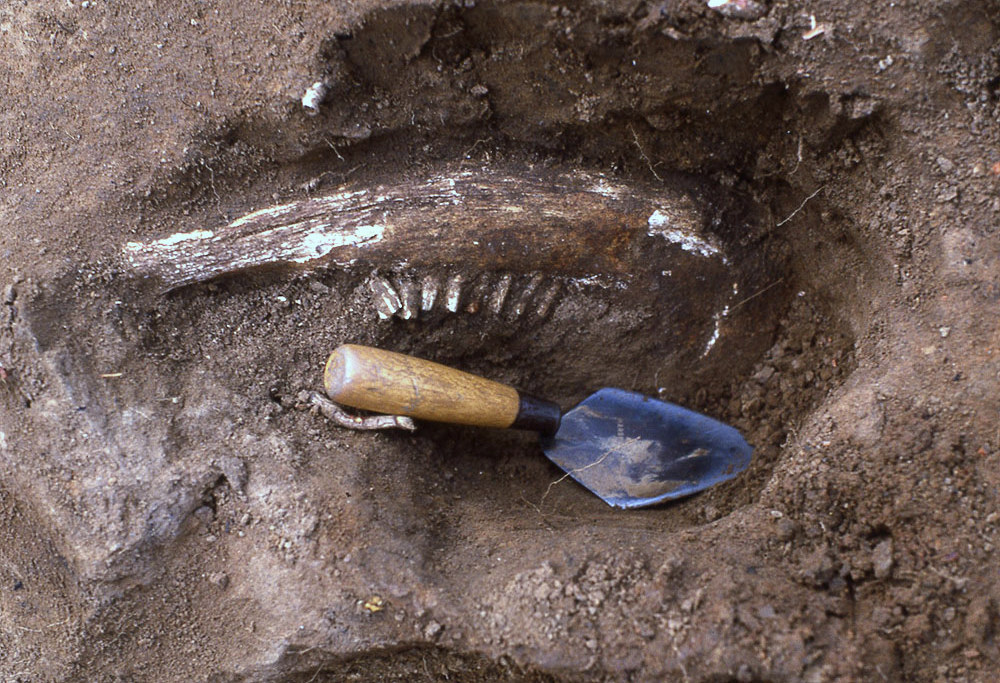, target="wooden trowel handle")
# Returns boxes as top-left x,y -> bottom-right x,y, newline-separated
324,344 -> 561,434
